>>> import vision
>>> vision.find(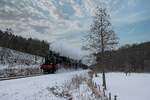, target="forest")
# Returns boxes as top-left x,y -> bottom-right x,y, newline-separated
0,29 -> 49,57
96,41 -> 150,72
